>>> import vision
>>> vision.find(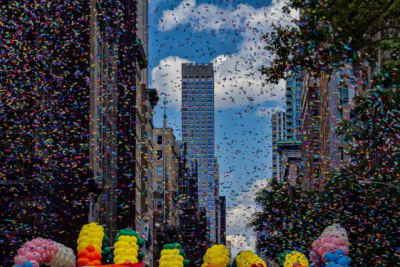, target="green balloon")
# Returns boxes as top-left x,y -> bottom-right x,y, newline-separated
183,258 -> 190,266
